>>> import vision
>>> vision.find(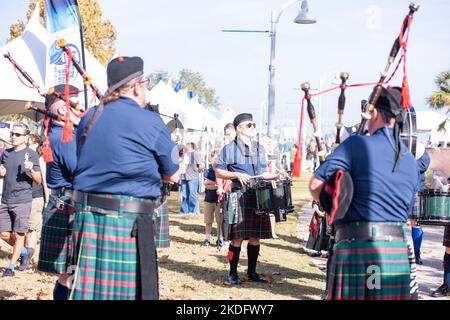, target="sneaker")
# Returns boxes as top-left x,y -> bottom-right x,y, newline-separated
227,274 -> 242,285
18,248 -> 35,271
247,272 -> 268,283
431,283 -> 450,298
2,268 -> 15,277
201,240 -> 210,247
